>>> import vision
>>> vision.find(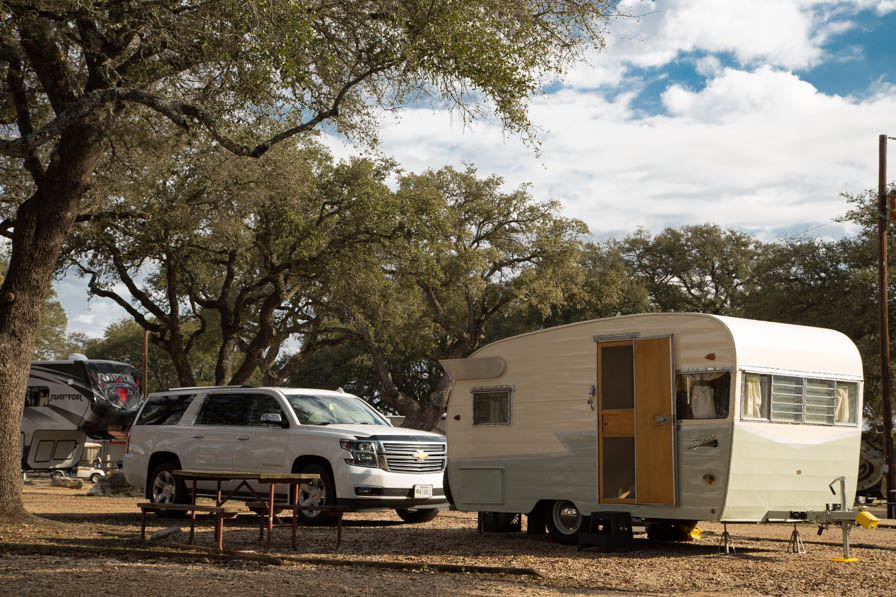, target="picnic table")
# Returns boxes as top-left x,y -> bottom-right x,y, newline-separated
171,469 -> 335,550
